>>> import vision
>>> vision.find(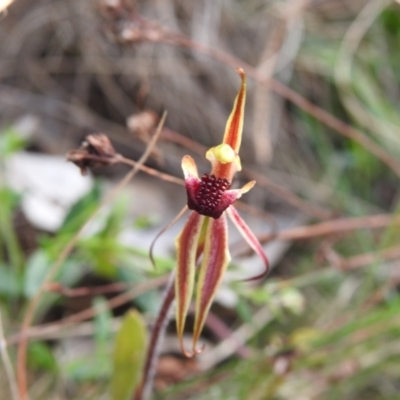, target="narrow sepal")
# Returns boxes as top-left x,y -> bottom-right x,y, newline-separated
238,180 -> 255,194
222,68 -> 246,153
193,214 -> 231,353
226,206 -> 270,281
175,212 -> 206,356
